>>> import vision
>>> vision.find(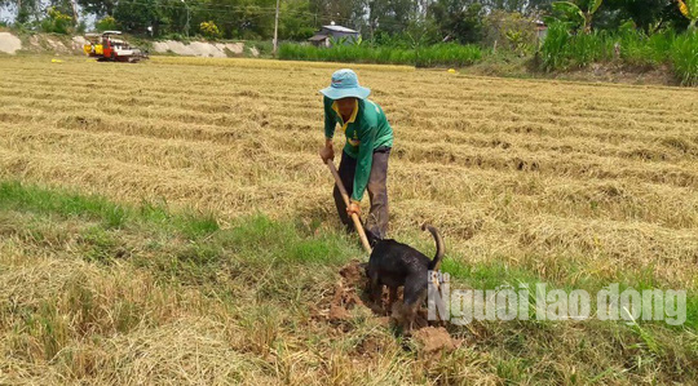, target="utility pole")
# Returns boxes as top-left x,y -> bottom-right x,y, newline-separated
181,0 -> 190,38
272,0 -> 280,55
